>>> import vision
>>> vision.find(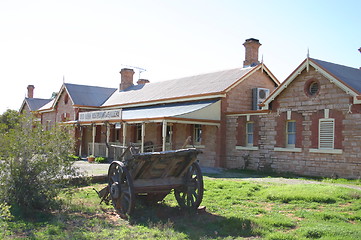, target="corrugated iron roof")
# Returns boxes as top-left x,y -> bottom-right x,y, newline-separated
65,83 -> 117,106
311,58 -> 361,93
103,67 -> 255,107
